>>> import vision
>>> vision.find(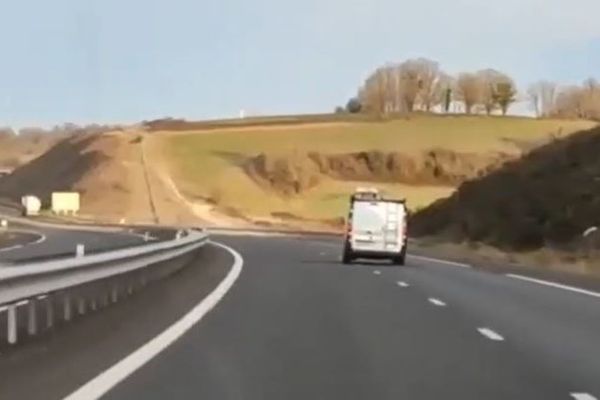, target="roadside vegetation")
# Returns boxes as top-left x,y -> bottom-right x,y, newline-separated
412,125 -> 600,249
350,57 -> 600,120
159,115 -> 594,223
